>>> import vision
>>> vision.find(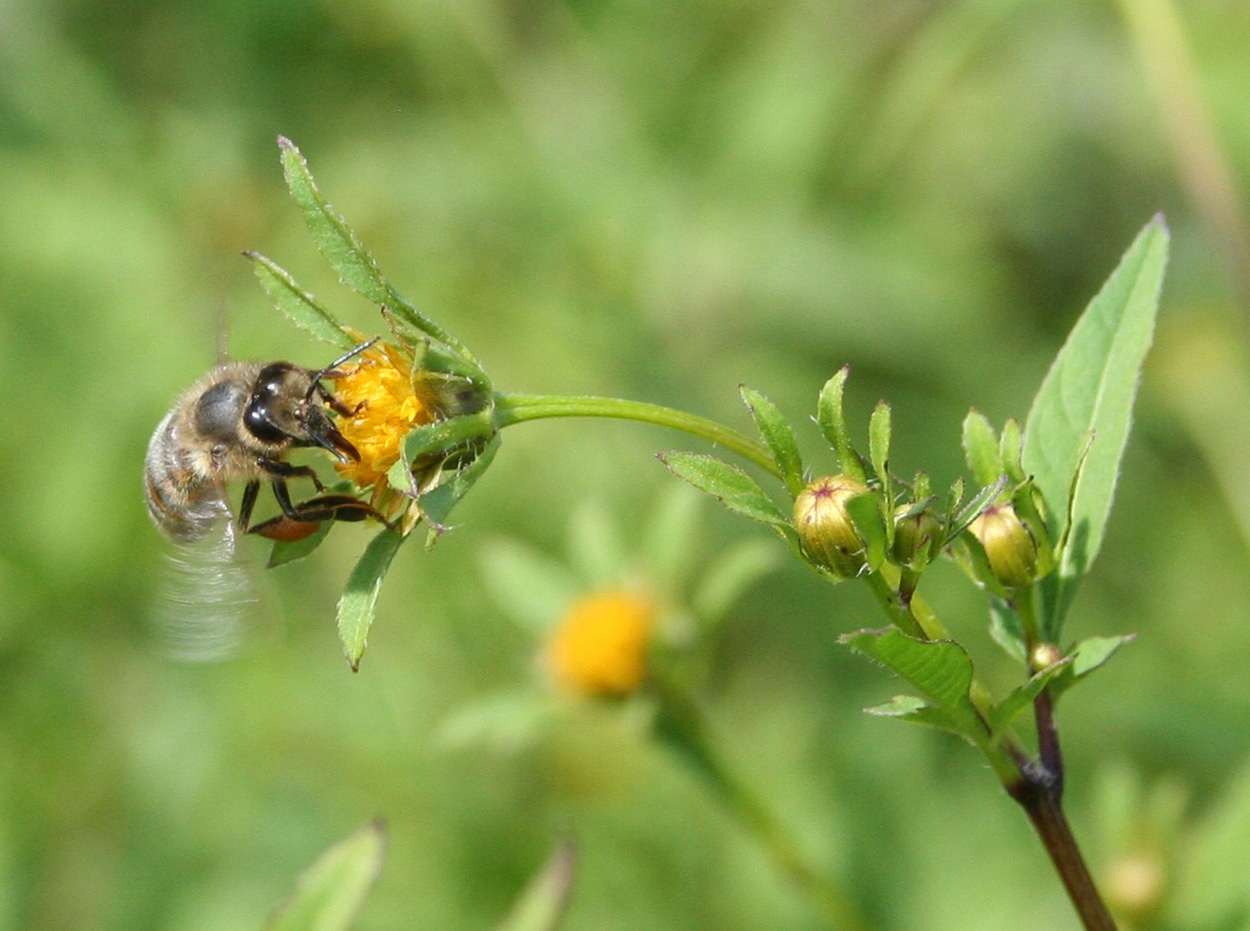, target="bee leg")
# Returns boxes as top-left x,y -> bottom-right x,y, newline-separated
316,382 -> 359,418
248,489 -> 391,541
238,480 -> 261,532
257,457 -> 327,493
